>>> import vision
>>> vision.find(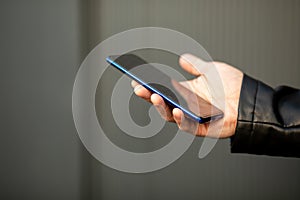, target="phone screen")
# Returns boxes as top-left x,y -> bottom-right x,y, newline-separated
107,54 -> 223,123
